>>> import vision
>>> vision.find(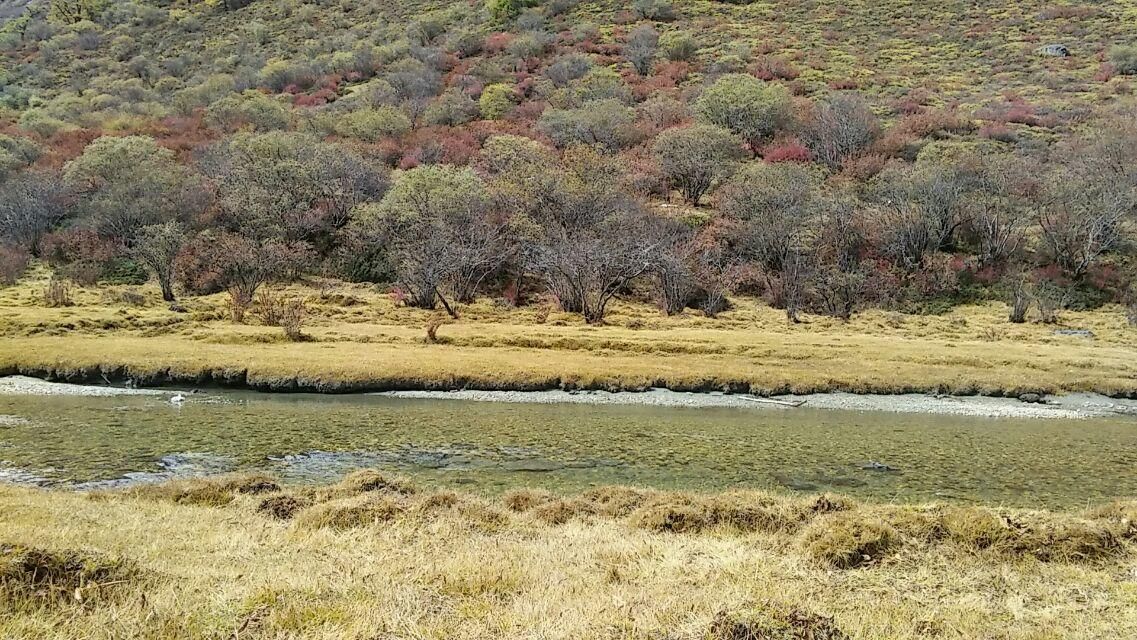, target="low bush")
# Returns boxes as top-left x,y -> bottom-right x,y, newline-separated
1110,45 -> 1137,75
0,245 -> 30,286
